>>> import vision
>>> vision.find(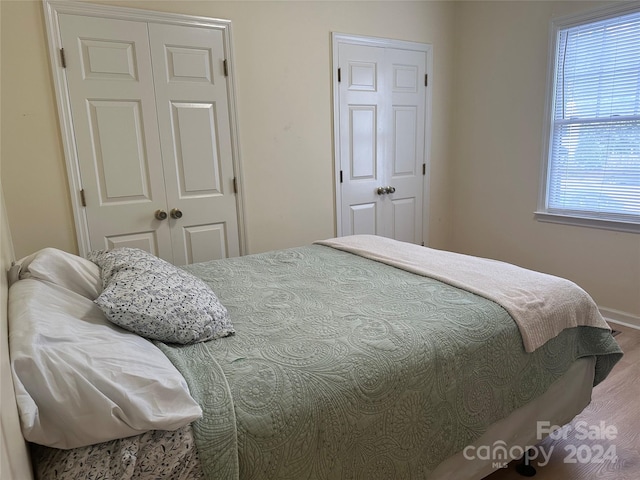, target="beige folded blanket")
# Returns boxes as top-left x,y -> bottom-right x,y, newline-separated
316,235 -> 610,352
